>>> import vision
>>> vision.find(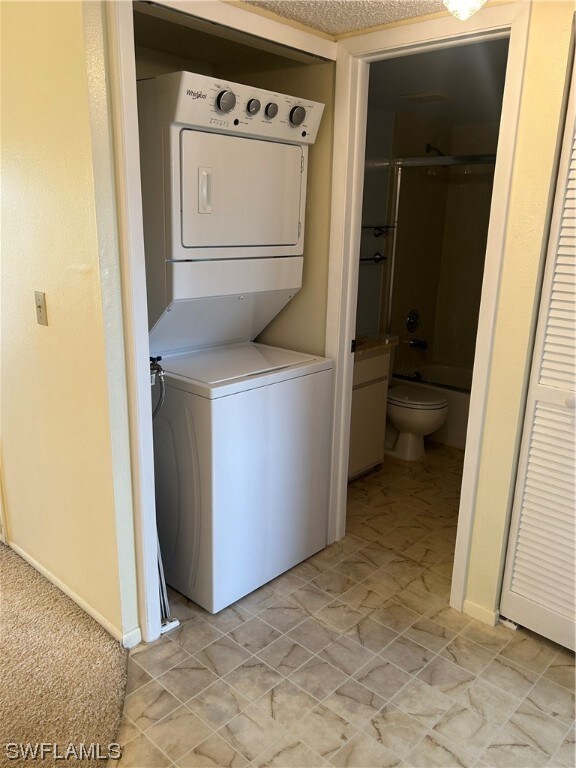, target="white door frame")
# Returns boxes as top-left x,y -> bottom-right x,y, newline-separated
105,1 -> 336,642
324,2 -> 531,612
105,3 -> 161,643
